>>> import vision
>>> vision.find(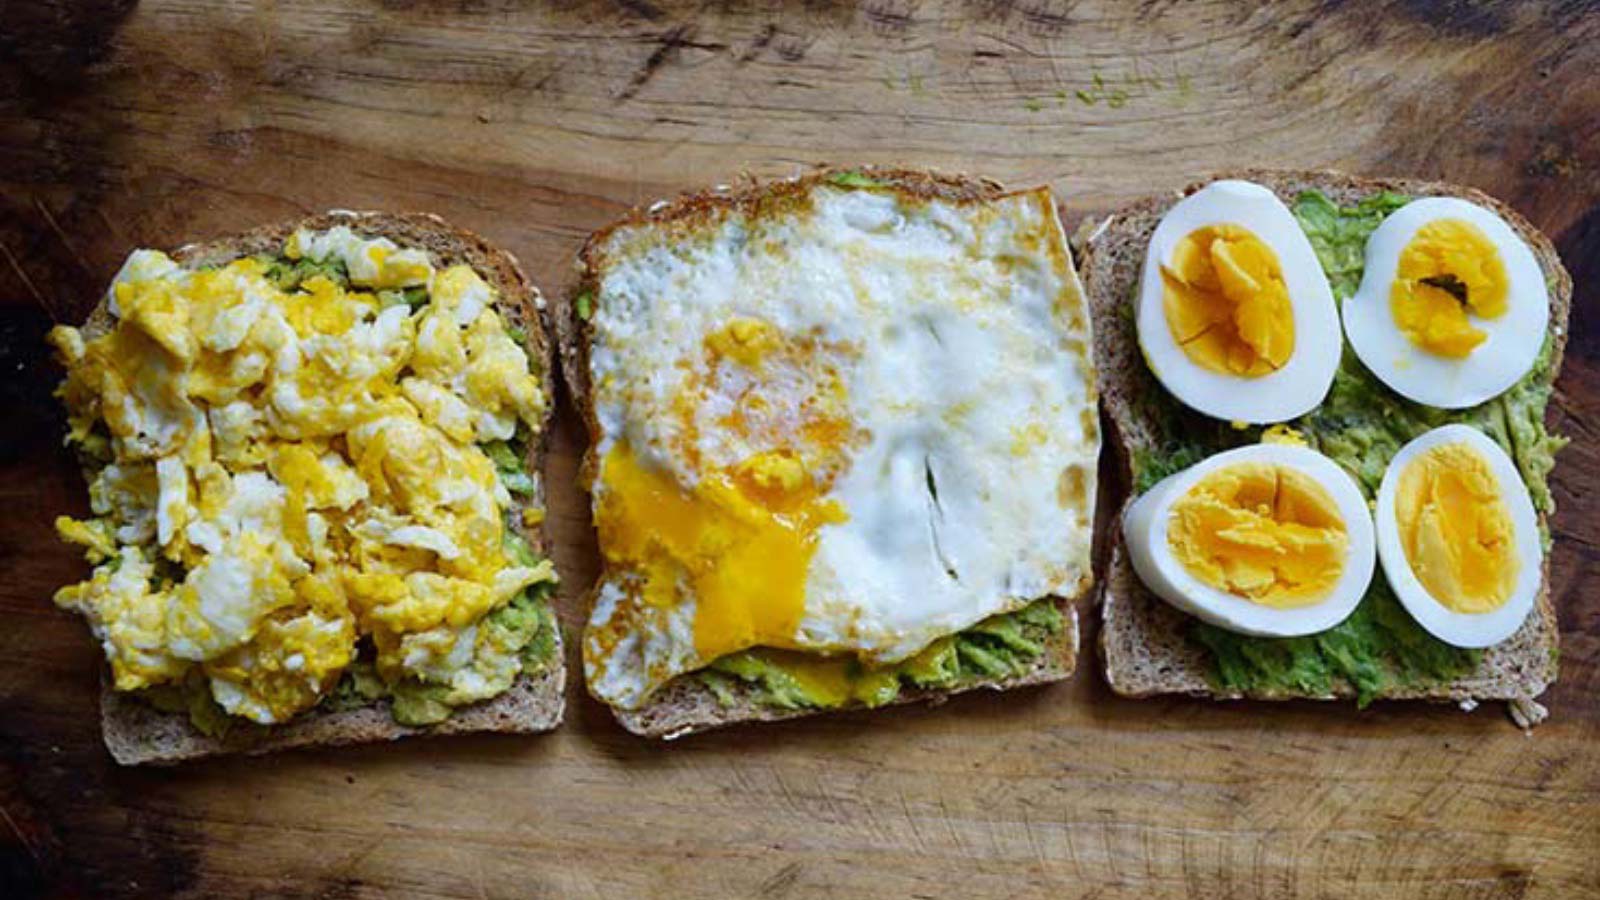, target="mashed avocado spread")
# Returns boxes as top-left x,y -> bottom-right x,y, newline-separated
695,598 -> 1065,711
1130,190 -> 1566,705
129,250 -> 560,736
